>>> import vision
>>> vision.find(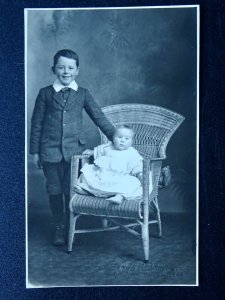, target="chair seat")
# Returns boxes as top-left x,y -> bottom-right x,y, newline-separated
70,194 -> 143,219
